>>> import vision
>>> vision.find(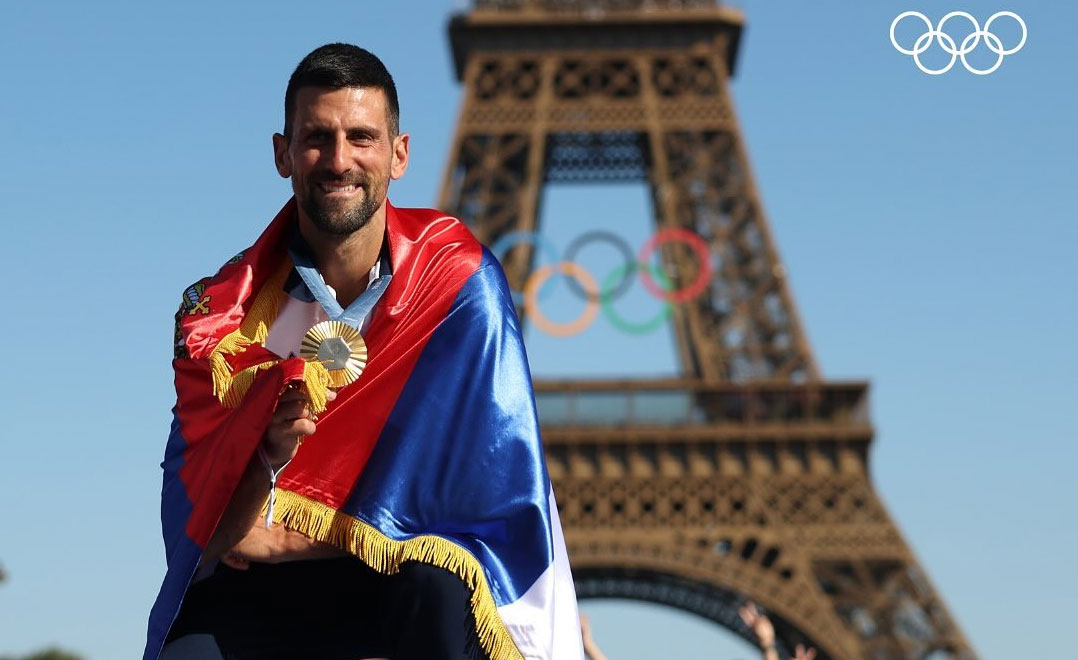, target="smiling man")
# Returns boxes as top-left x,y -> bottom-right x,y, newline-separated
147,44 -> 583,660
